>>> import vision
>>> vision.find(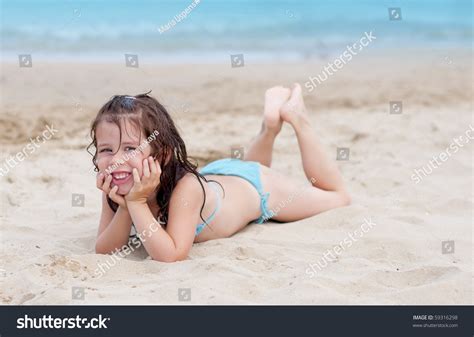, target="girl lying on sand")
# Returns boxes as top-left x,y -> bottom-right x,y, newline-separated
89,83 -> 350,262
